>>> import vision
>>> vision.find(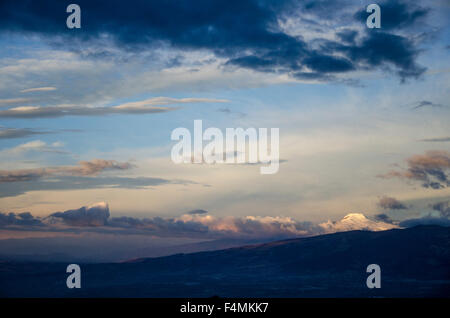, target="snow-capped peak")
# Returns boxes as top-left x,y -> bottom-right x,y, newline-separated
319,213 -> 398,233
